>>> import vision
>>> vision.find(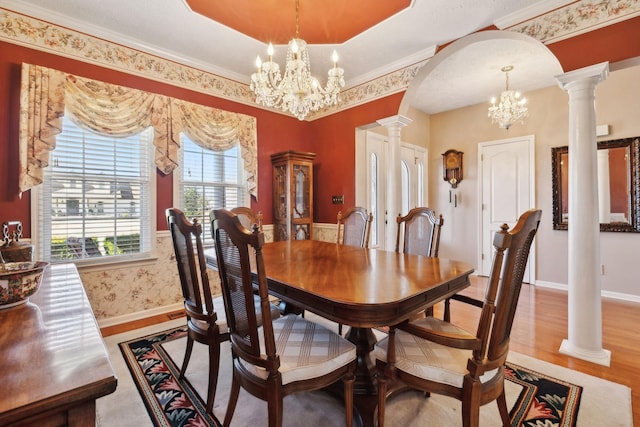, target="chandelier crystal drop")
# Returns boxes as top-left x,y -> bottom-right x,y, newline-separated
488,65 -> 528,130
249,0 -> 344,120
